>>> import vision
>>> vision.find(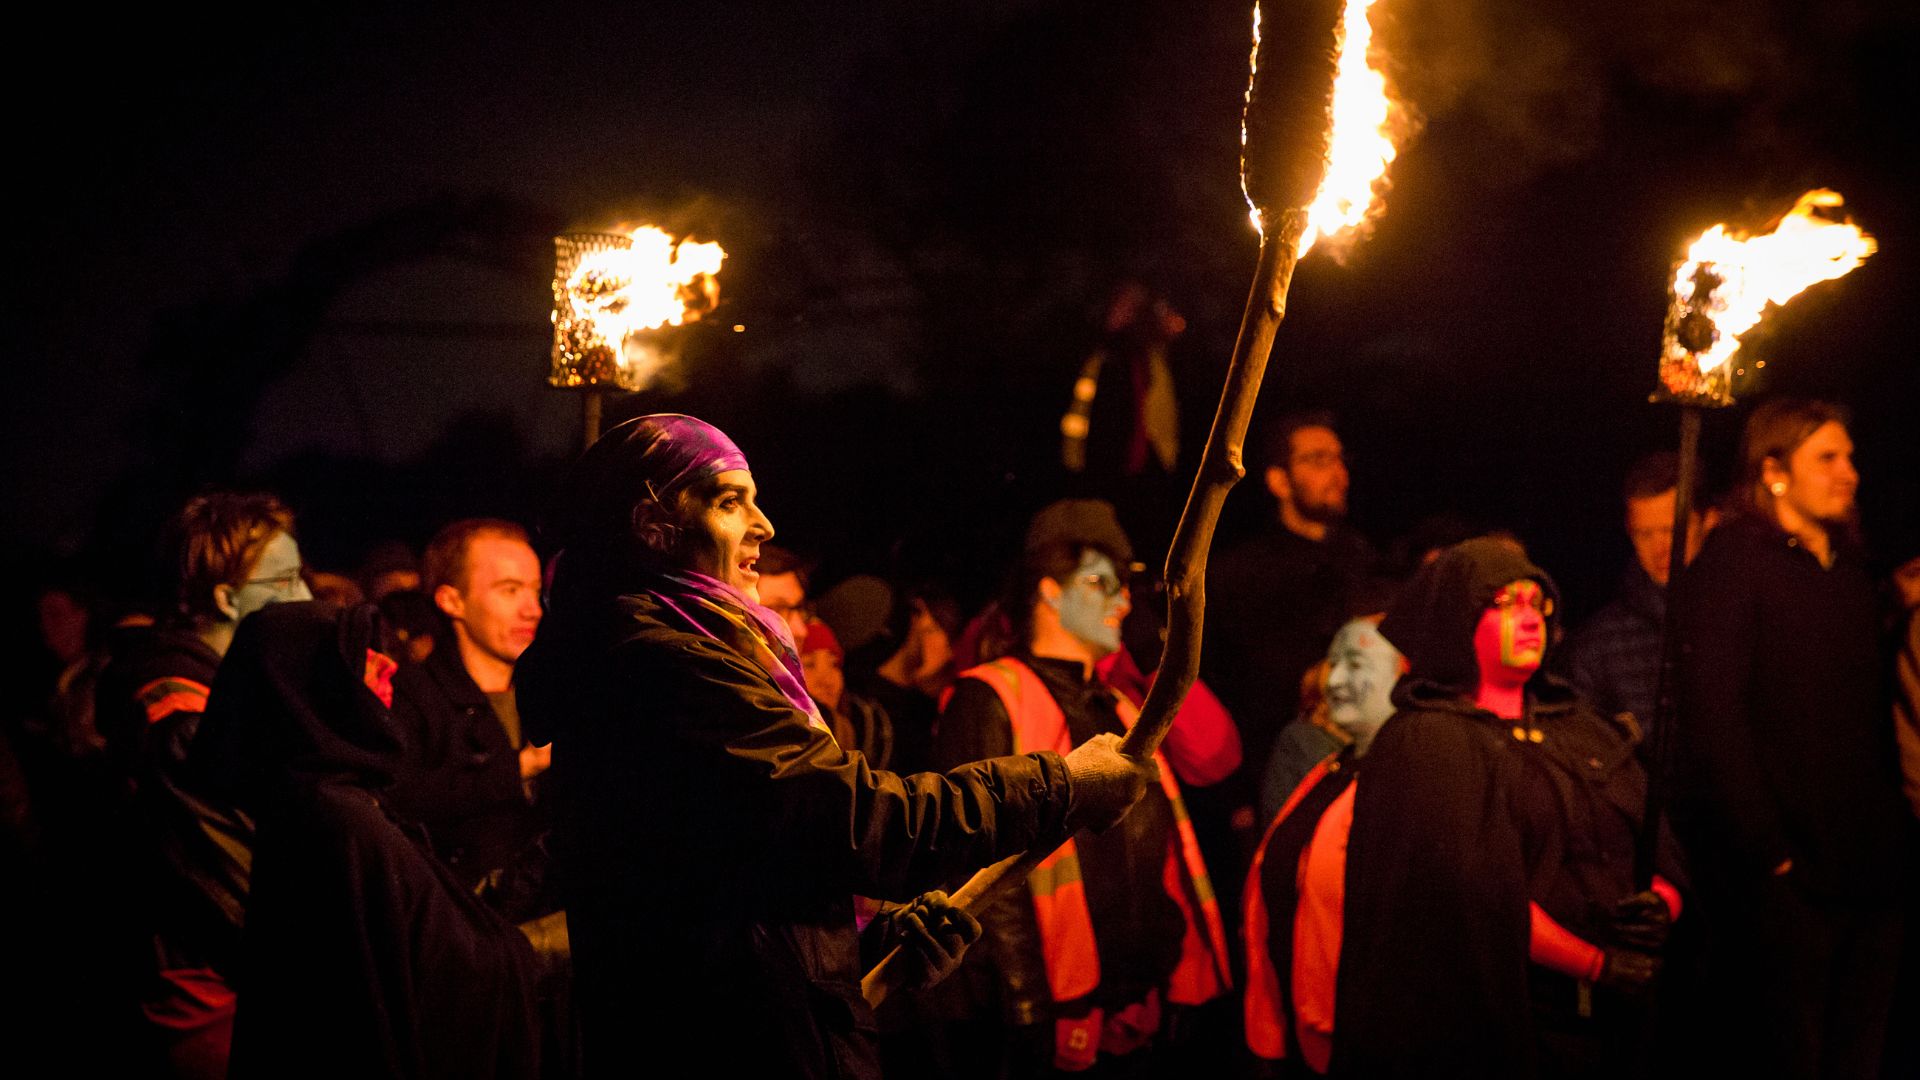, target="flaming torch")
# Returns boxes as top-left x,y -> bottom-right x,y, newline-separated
550,226 -> 726,447
1637,189 -> 1876,886
862,0 -> 1409,1007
